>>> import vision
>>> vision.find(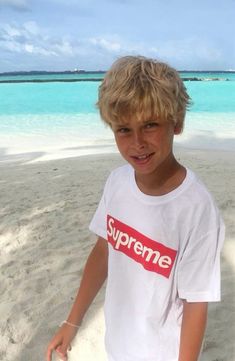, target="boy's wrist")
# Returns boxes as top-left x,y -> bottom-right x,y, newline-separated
60,320 -> 82,328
